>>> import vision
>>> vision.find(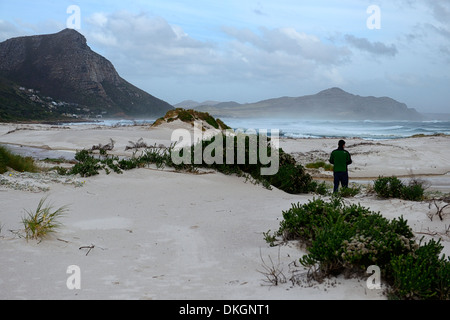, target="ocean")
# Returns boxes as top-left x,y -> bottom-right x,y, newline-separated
63,118 -> 450,140
220,119 -> 450,140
